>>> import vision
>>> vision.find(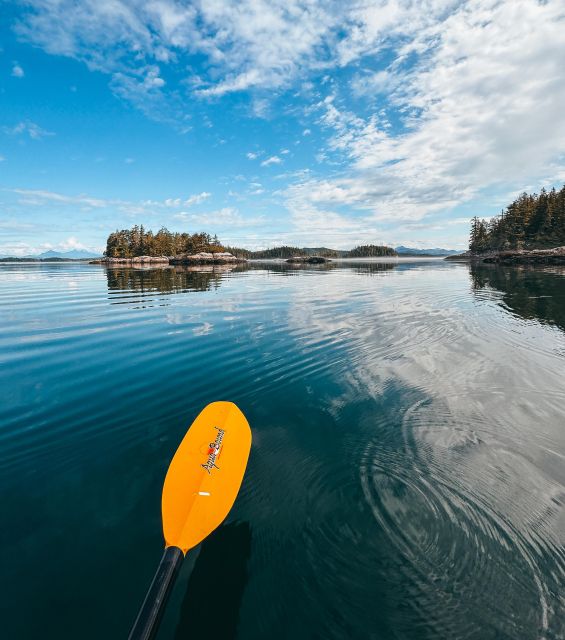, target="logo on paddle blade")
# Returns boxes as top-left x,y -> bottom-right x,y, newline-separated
201,426 -> 225,474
